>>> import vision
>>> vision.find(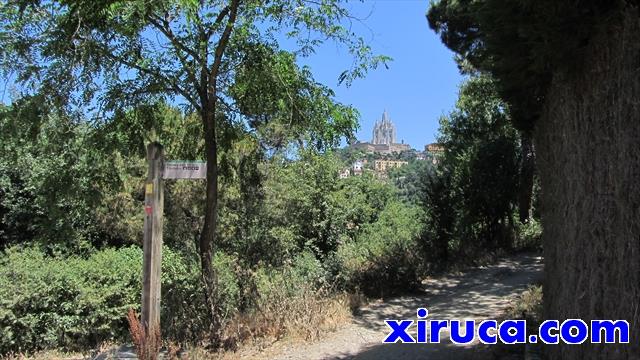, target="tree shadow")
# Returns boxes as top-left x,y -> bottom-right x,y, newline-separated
322,253 -> 543,359
324,342 -> 495,360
